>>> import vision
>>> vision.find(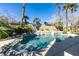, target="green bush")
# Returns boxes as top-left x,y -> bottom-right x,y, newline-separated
74,32 -> 79,35
14,27 -> 23,35
0,29 -> 8,39
24,24 -> 35,33
13,24 -> 35,35
63,31 -> 67,34
39,26 -> 45,31
54,20 -> 63,31
45,27 -> 50,31
6,30 -> 14,36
